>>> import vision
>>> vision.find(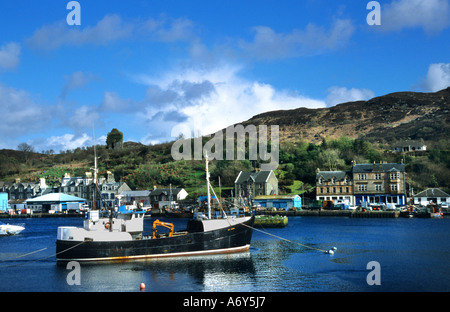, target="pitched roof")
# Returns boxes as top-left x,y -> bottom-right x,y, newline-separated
352,163 -> 405,173
25,193 -> 86,203
316,171 -> 351,181
235,171 -> 274,184
414,188 -> 450,198
120,190 -> 151,197
150,188 -> 184,196
254,195 -> 300,200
